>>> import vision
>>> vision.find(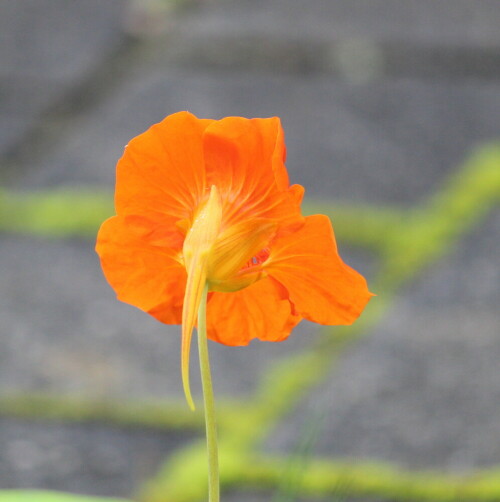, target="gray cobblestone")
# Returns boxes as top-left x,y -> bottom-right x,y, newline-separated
0,0 -> 499,497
